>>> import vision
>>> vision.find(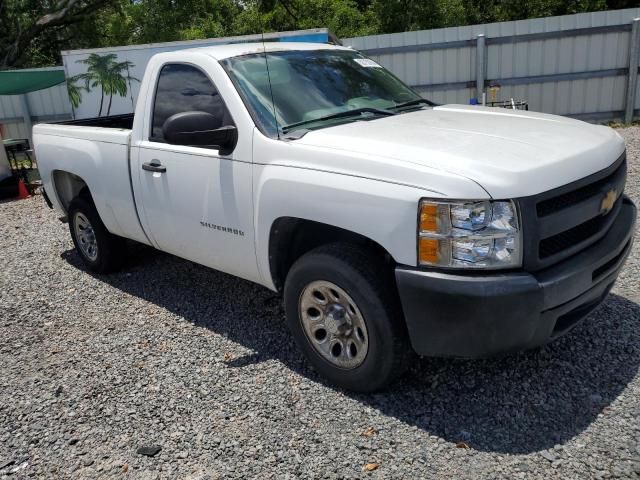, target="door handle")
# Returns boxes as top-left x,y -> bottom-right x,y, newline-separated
142,160 -> 166,173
